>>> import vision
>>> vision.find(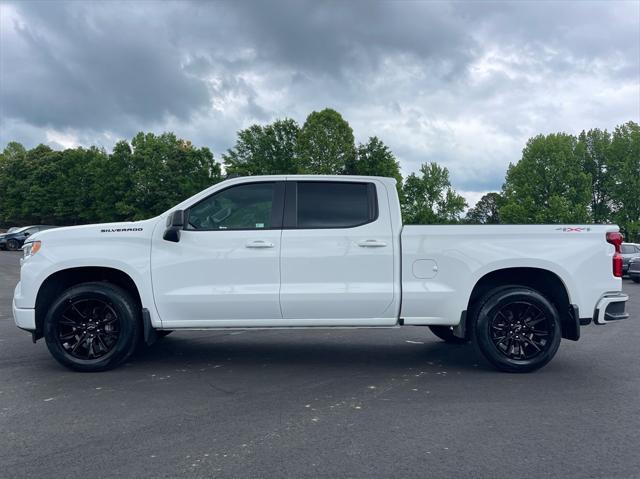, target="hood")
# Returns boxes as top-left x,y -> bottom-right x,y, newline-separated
28,218 -> 160,243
